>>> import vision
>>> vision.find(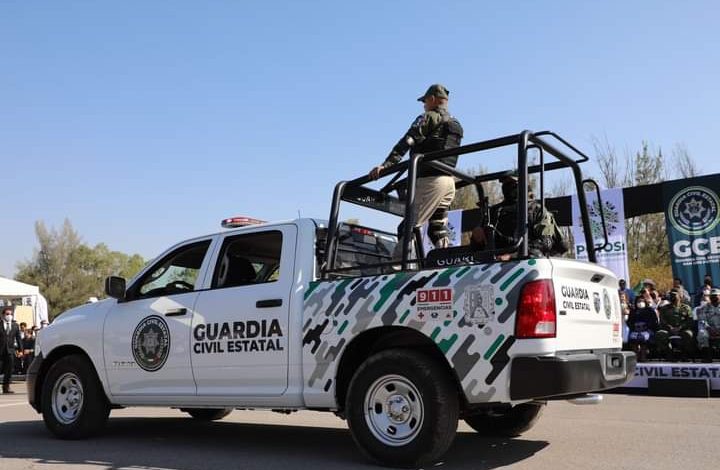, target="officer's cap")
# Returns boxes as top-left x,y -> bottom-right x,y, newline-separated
499,170 -> 519,183
417,84 -> 450,102
710,288 -> 720,296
